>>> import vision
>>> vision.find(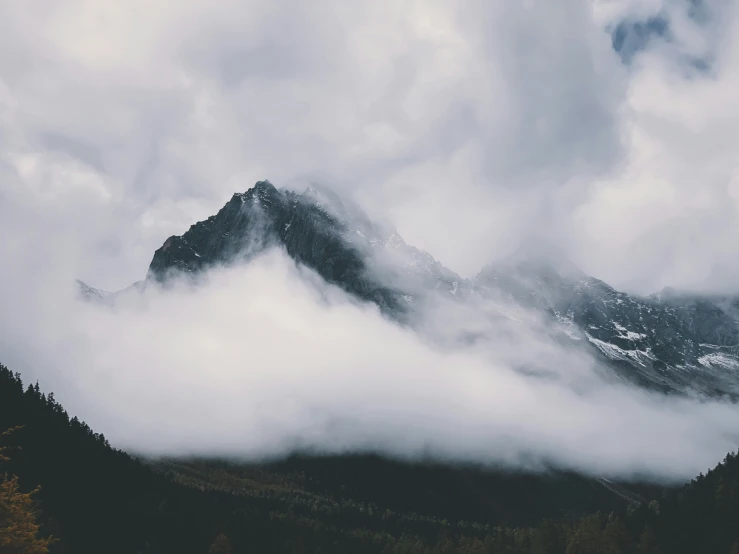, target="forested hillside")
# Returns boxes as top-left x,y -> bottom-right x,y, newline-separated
1,362 -> 738,553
